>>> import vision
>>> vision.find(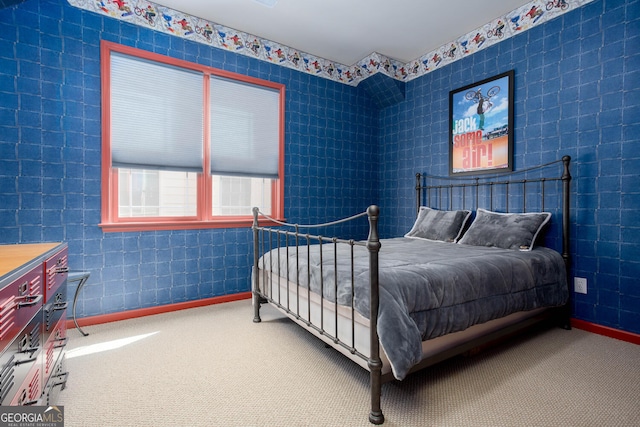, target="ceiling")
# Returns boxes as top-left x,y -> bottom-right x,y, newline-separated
150,0 -> 531,66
